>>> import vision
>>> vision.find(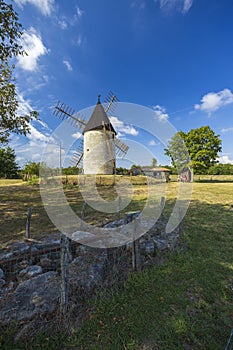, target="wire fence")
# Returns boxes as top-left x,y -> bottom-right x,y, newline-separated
0,194 -> 184,340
